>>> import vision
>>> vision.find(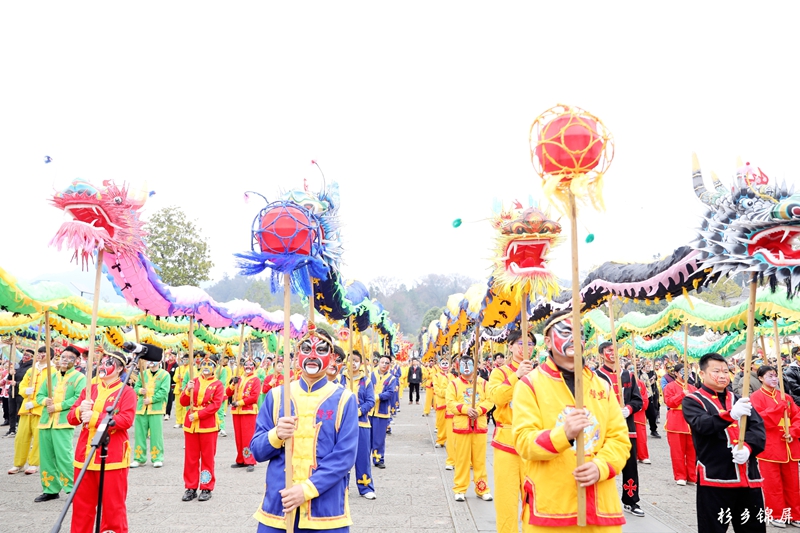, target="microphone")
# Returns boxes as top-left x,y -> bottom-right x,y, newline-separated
121,342 -> 164,363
